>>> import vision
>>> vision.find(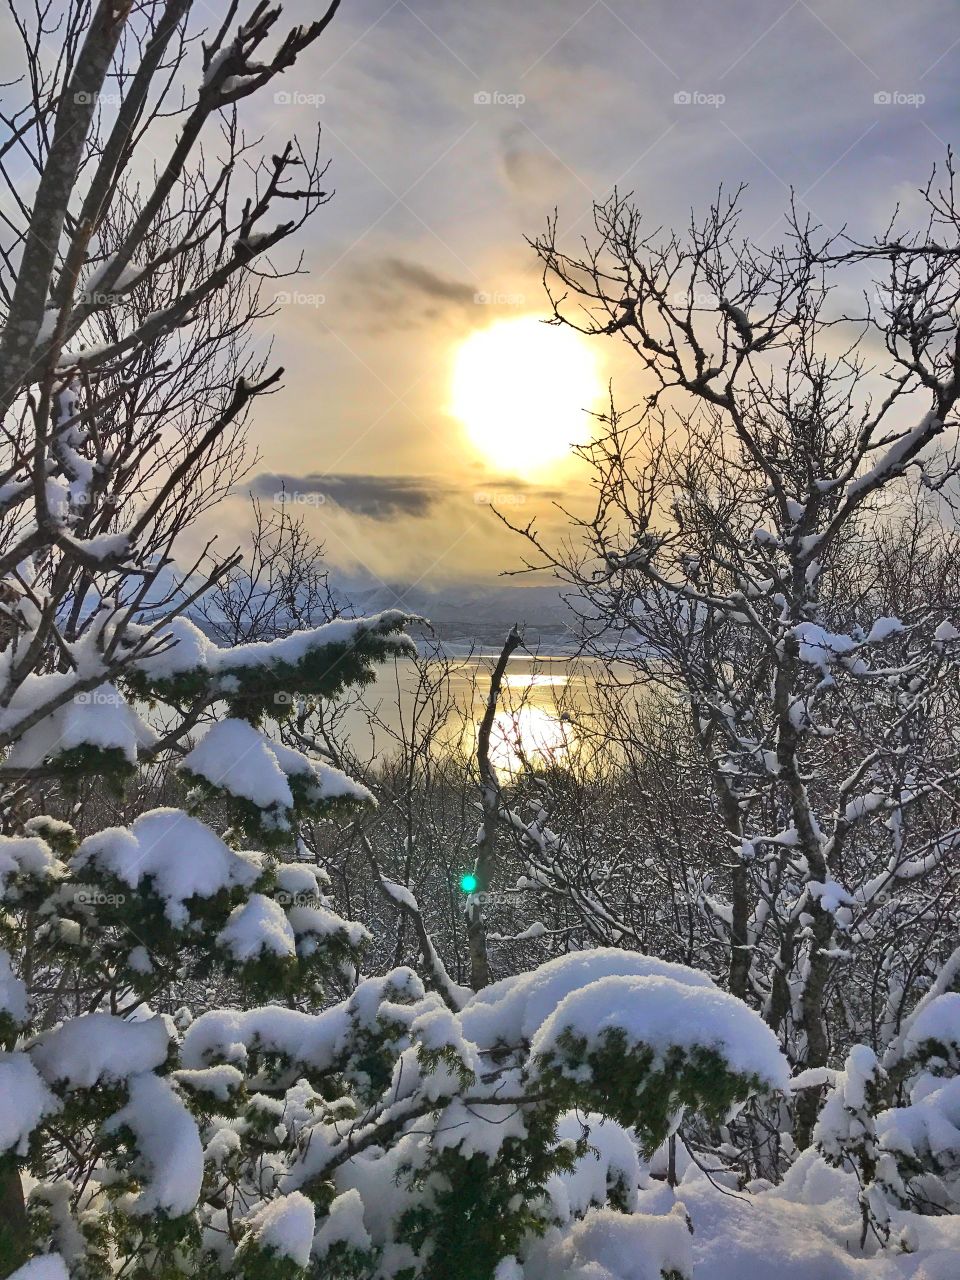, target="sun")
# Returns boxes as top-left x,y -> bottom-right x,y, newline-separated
450,315 -> 602,474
